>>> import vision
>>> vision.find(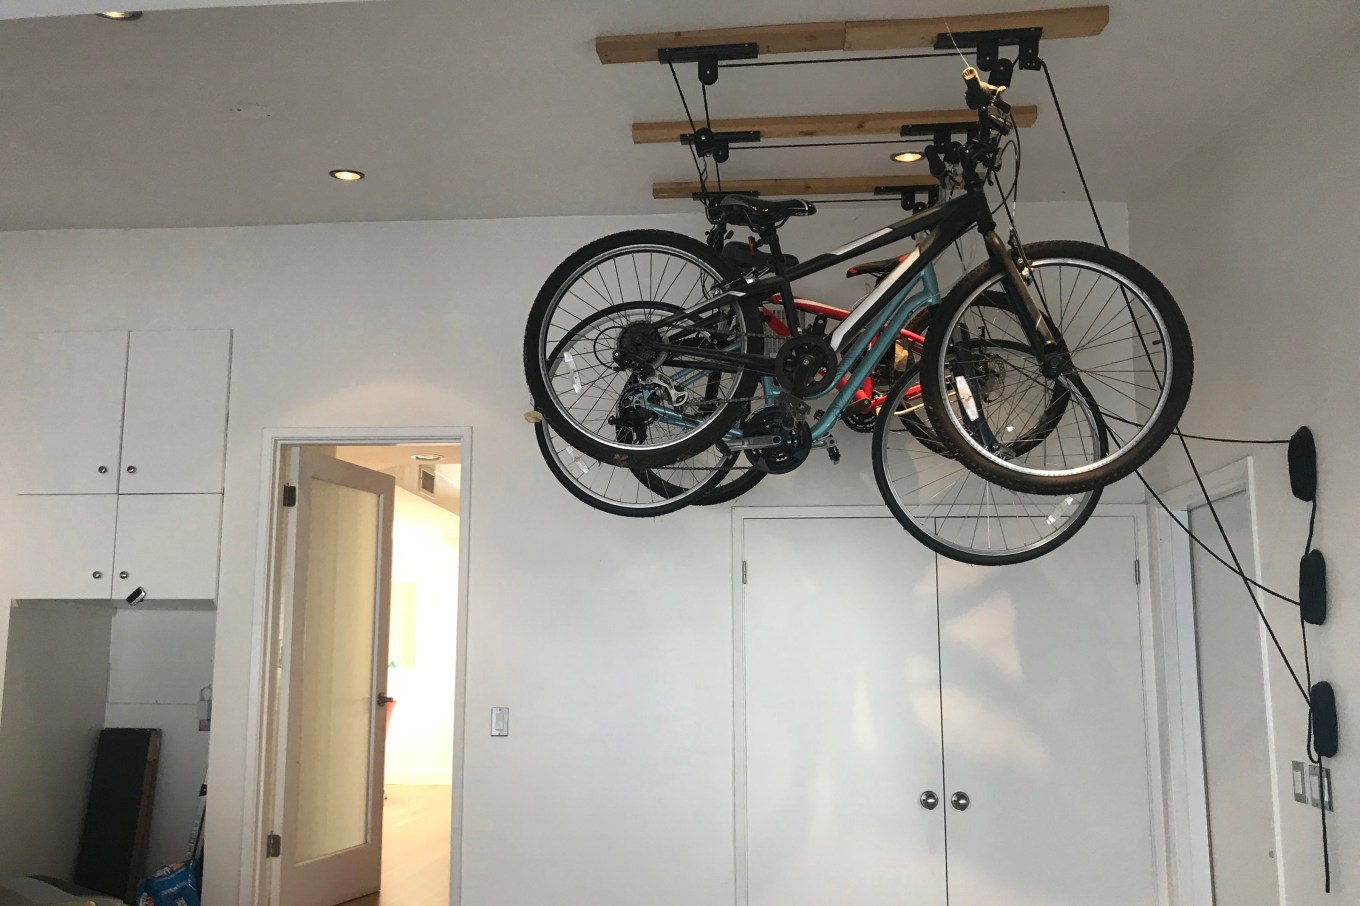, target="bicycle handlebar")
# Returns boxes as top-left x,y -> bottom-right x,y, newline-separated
962,66 -> 1011,114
